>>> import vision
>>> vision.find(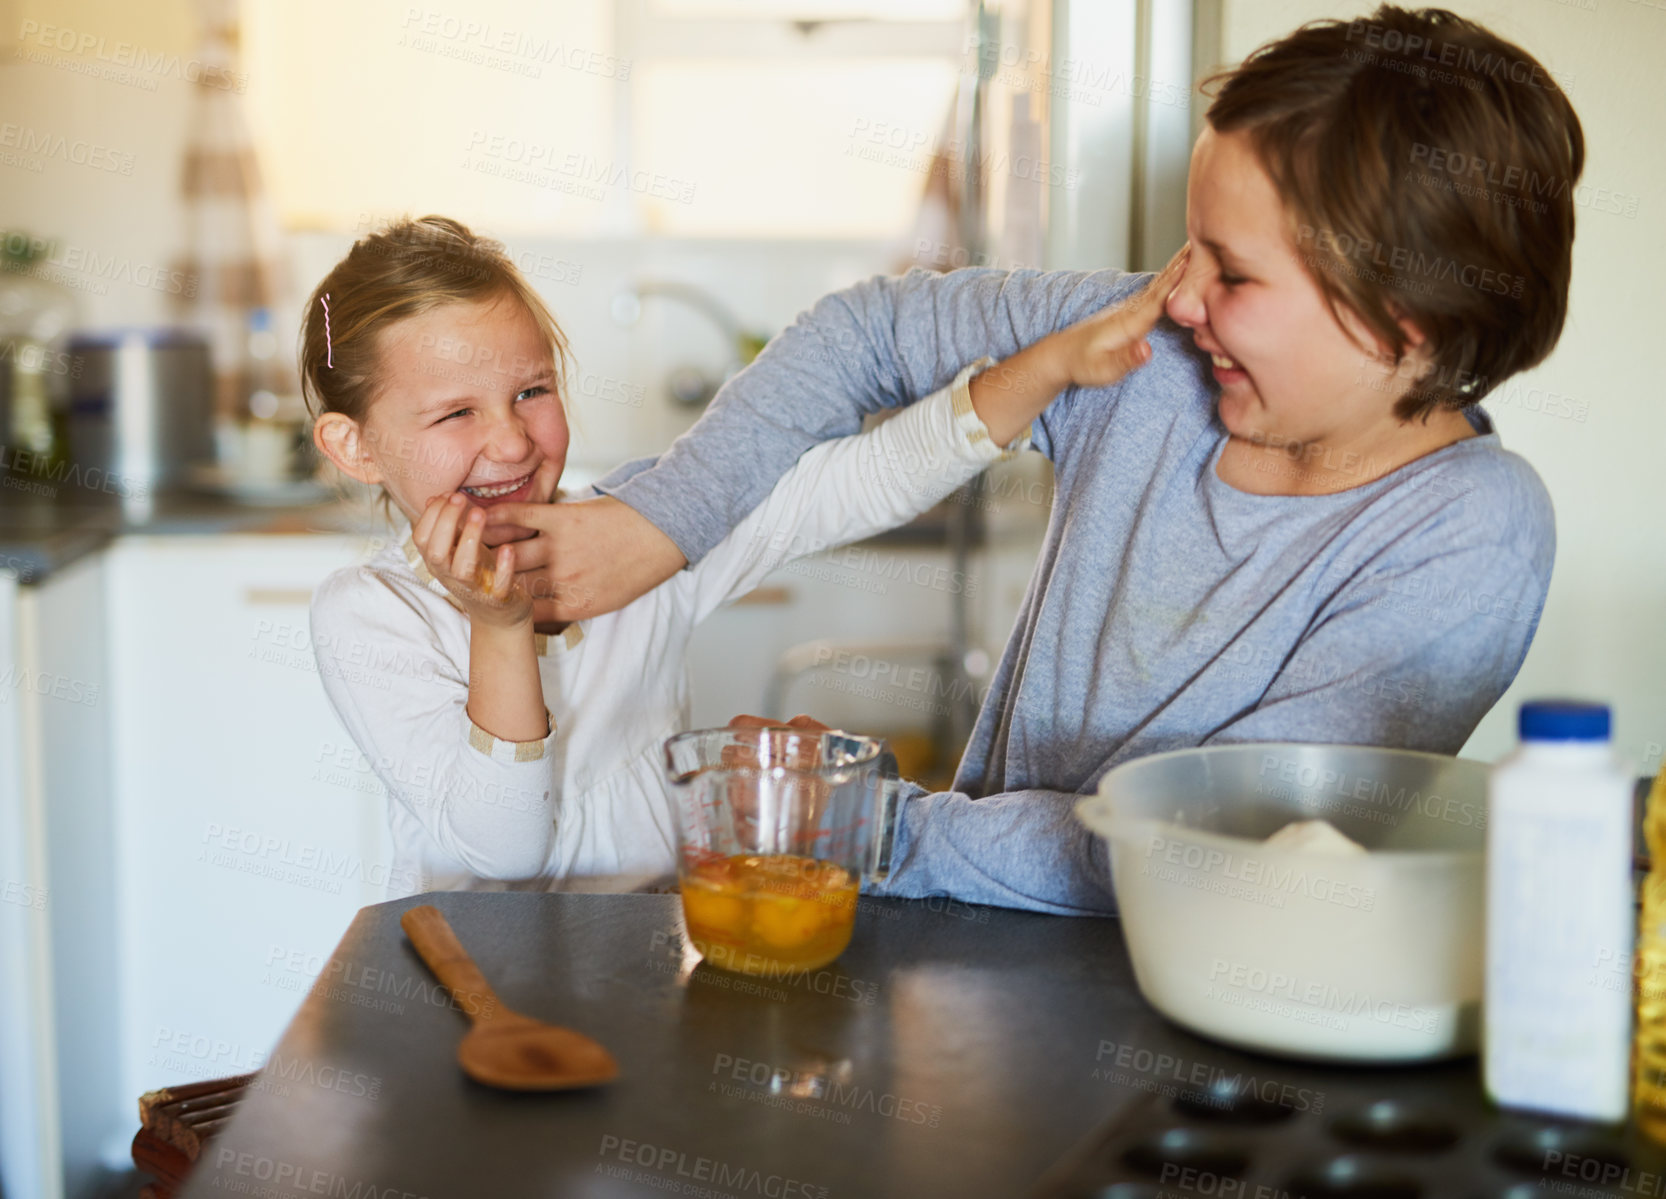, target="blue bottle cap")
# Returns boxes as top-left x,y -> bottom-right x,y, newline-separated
1519,699 -> 1611,742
